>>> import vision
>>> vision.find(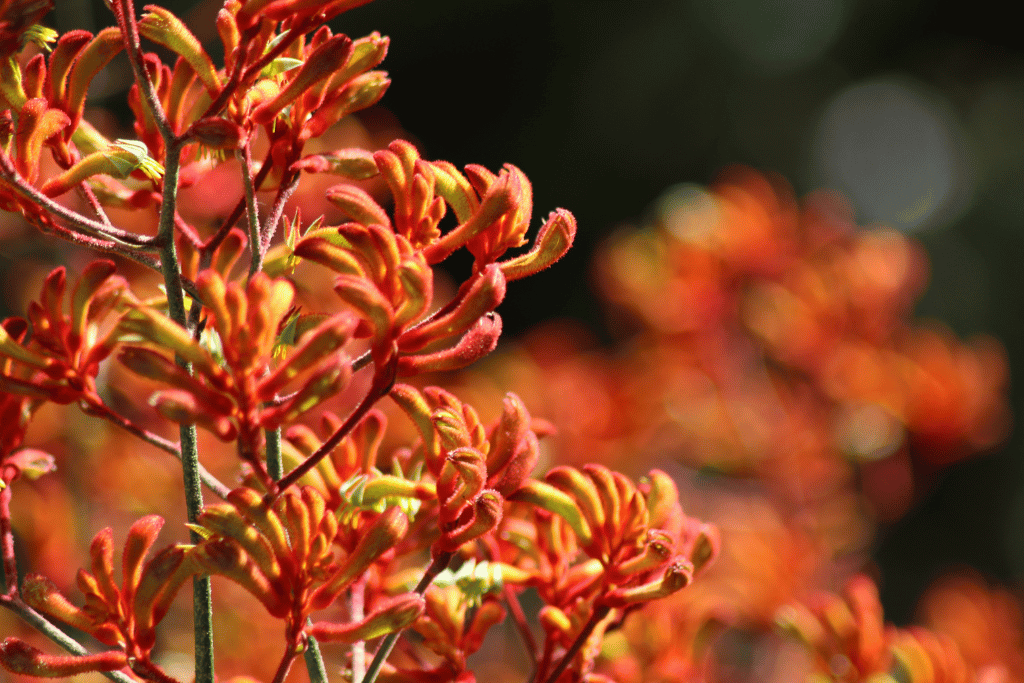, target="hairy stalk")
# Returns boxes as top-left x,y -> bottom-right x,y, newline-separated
0,150 -> 158,248
240,143 -> 261,278
504,586 -> 538,661
129,658 -> 184,683
156,136 -> 215,683
270,647 -> 298,683
77,182 -> 115,229
204,149 -> 273,253
260,170 -> 300,259
113,0 -> 174,141
117,0 -> 218,670
361,550 -> 455,683
0,596 -> 136,683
